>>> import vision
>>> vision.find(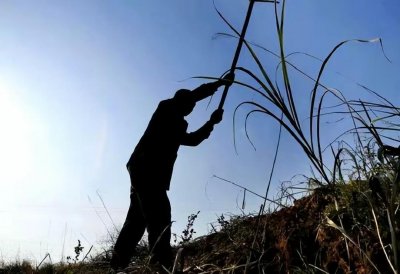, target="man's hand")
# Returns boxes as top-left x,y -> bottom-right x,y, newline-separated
219,72 -> 235,87
210,109 -> 224,125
